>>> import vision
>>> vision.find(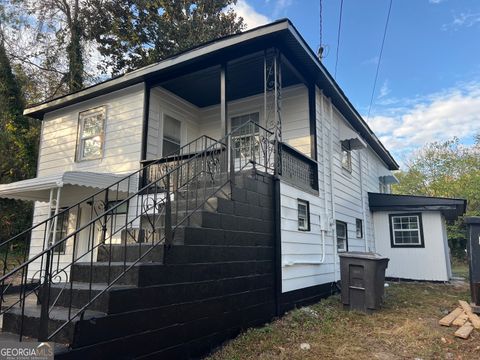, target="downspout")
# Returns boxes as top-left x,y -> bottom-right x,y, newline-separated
328,97 -> 338,280
359,150 -> 369,252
